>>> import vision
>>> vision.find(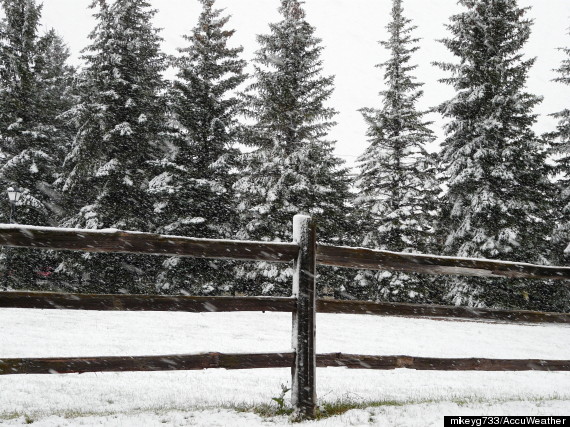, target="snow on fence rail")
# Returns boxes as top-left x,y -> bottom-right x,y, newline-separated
1,215 -> 570,420
2,223 -> 570,280
0,223 -> 299,263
